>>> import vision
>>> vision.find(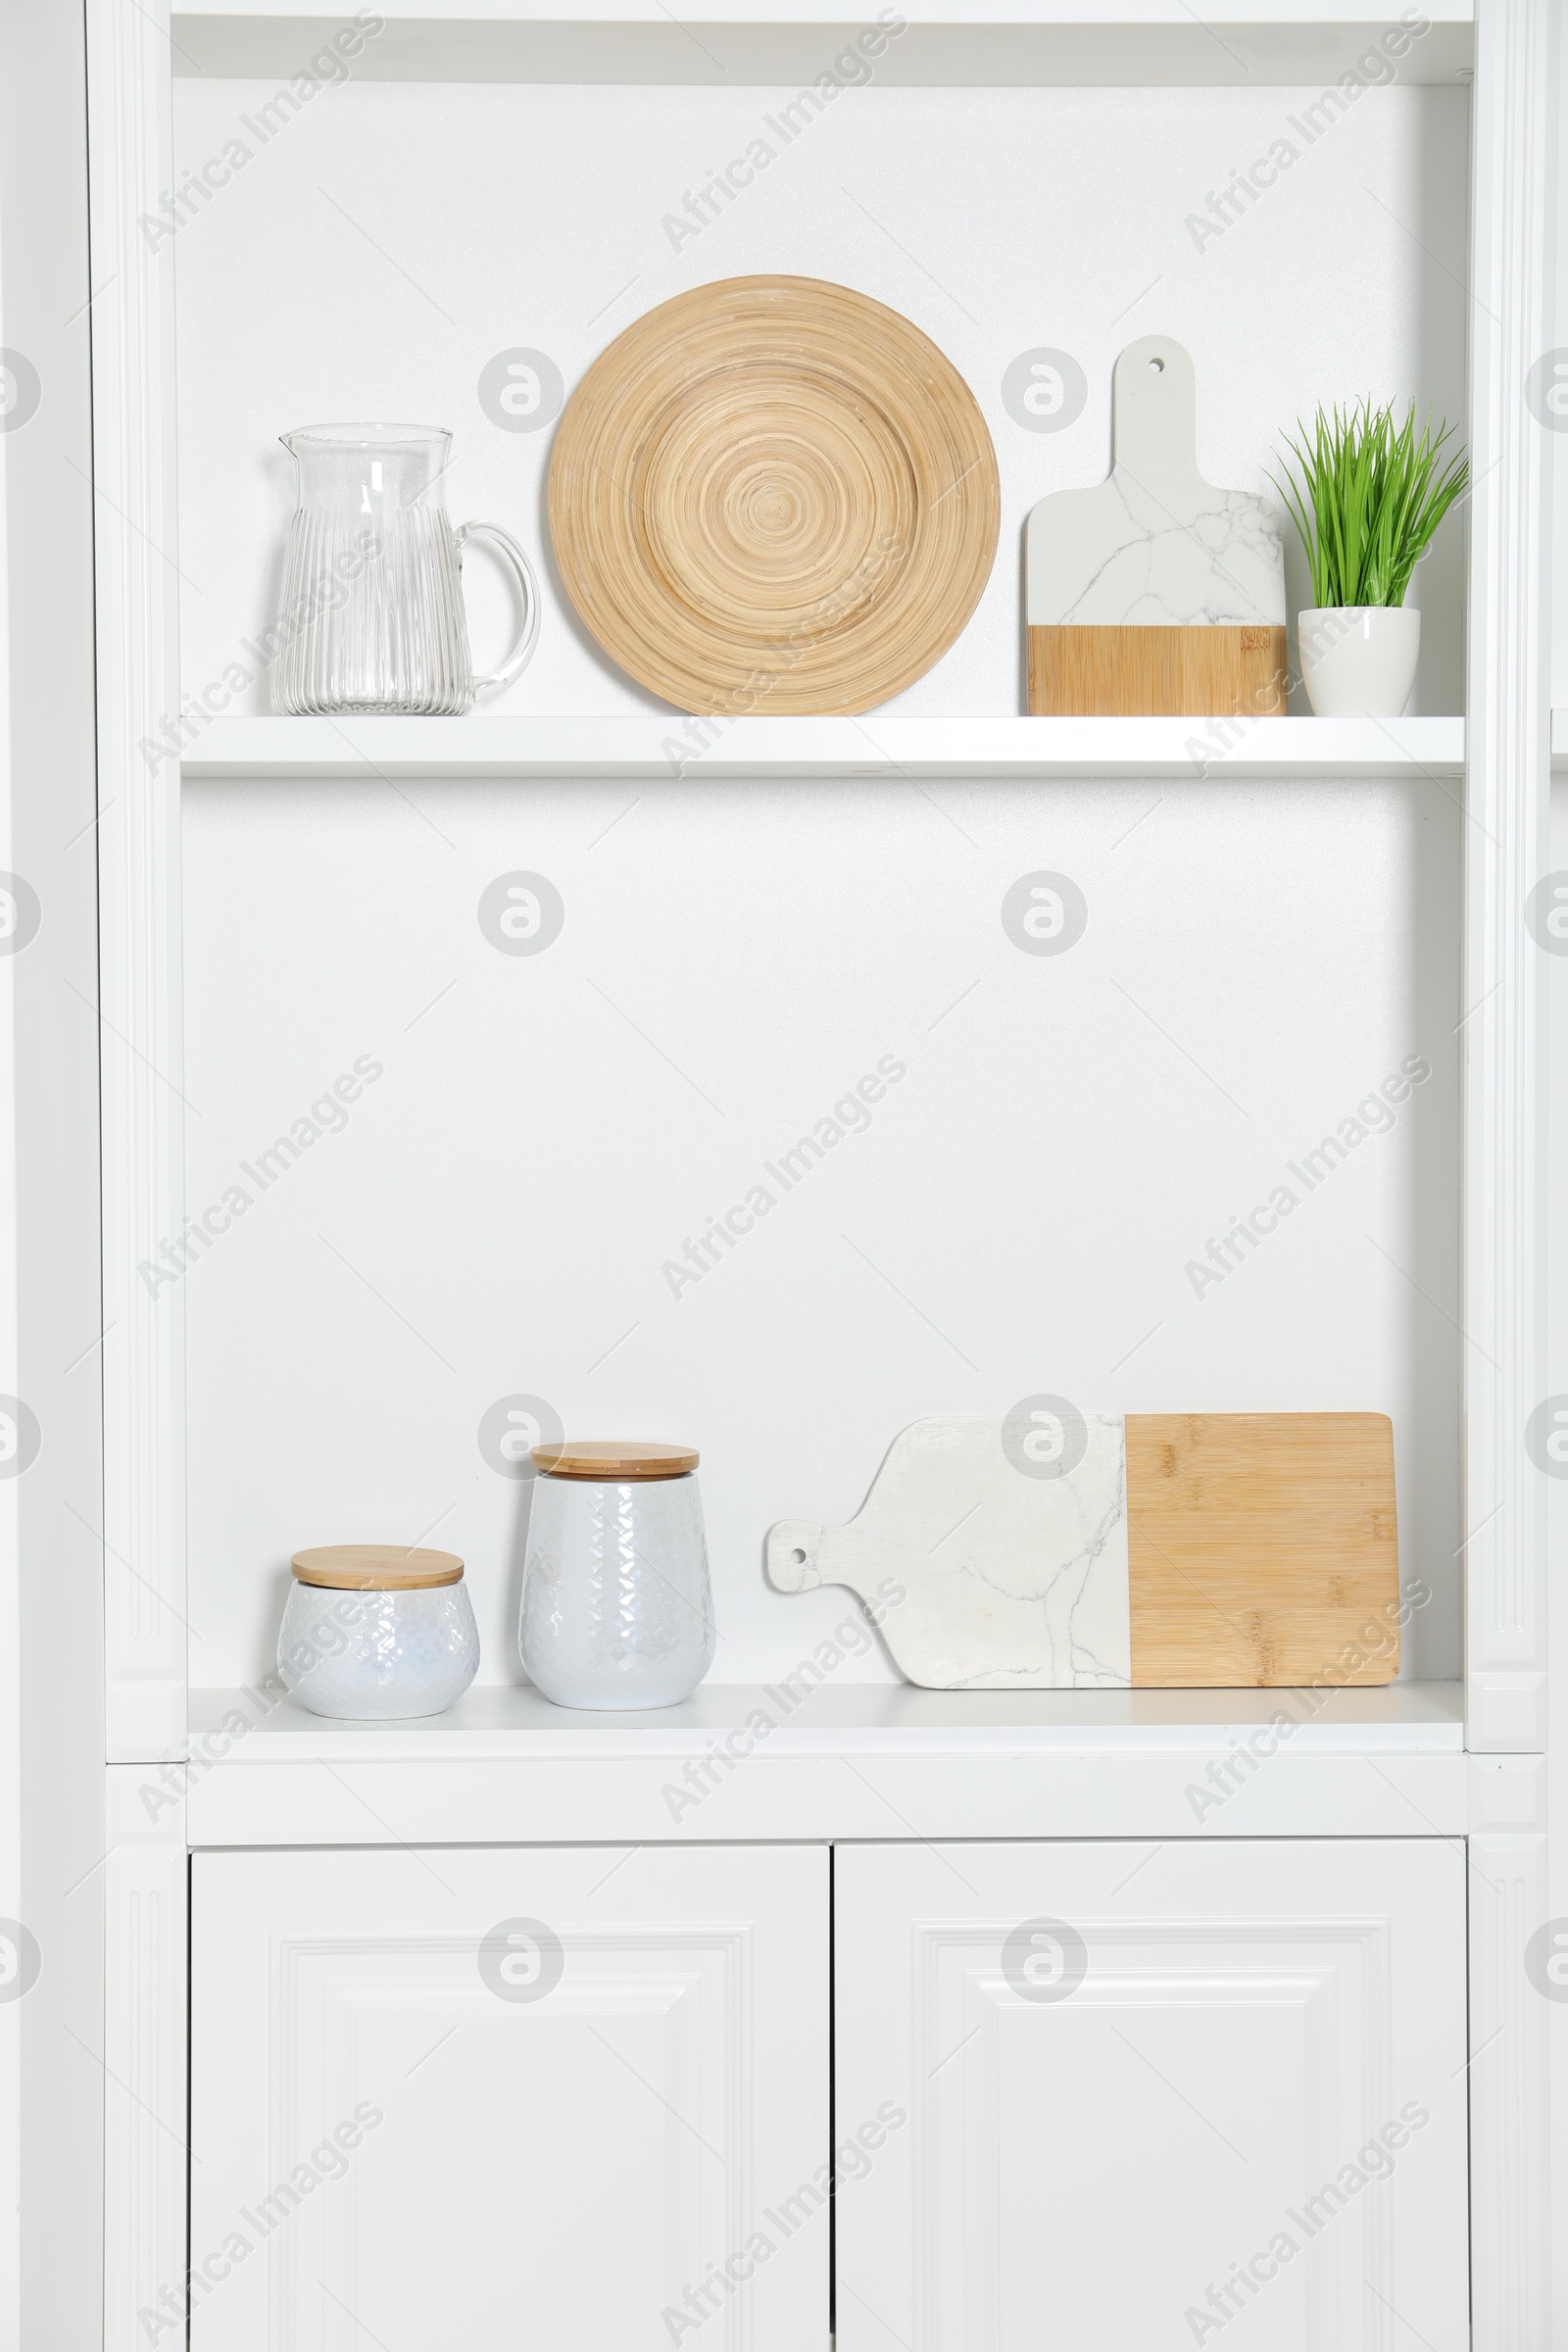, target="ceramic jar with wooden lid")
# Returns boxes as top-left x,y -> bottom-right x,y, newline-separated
279,1545 -> 480,1719
519,1442 -> 714,1710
